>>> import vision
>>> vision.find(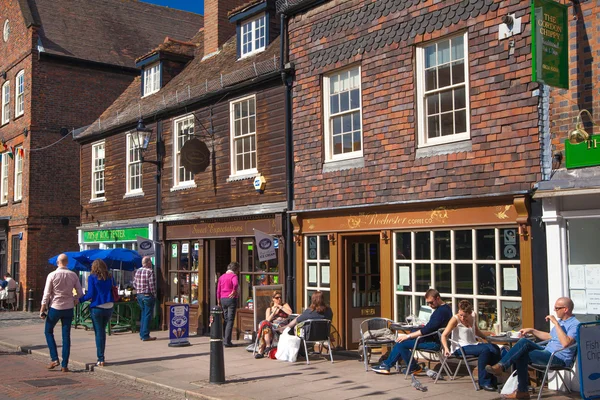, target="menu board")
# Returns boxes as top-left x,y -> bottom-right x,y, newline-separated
569,264 -> 600,315
253,284 -> 284,332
